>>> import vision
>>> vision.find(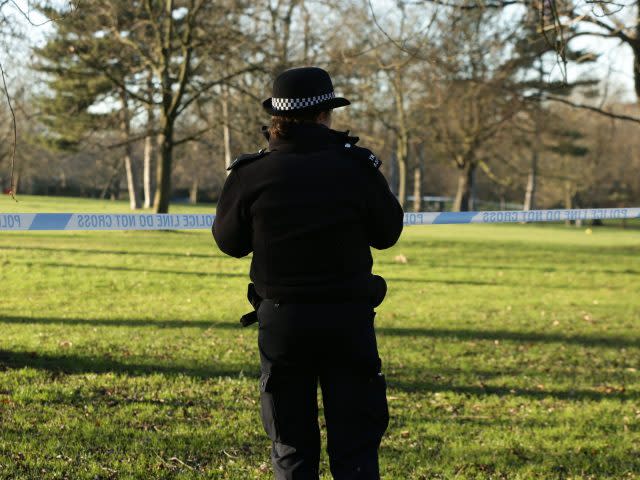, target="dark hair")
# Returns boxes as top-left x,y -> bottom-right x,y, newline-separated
268,110 -> 330,139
